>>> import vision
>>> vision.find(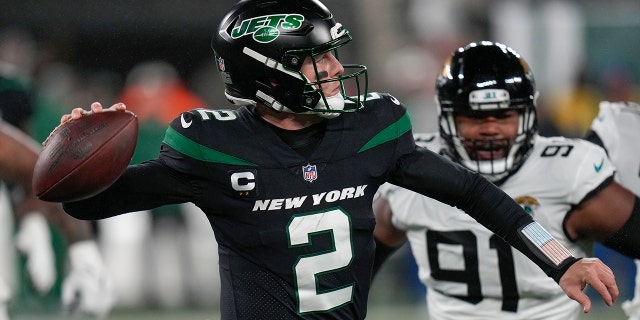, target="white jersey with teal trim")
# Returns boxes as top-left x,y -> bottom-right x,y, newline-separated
379,132 -> 616,320
589,101 -> 640,318
589,101 -> 640,195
